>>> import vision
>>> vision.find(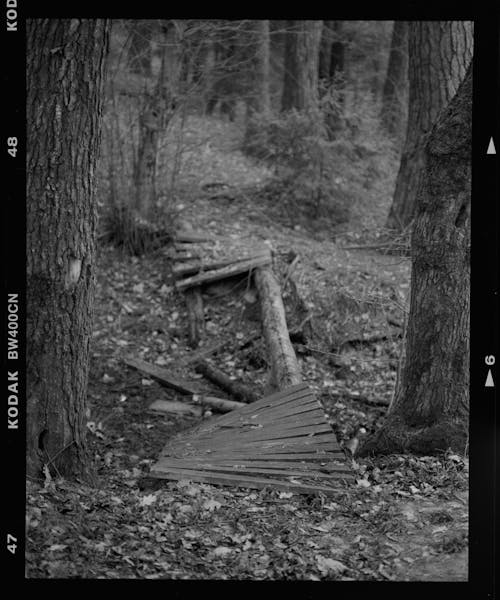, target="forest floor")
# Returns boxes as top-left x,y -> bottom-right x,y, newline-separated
26,116 -> 468,581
